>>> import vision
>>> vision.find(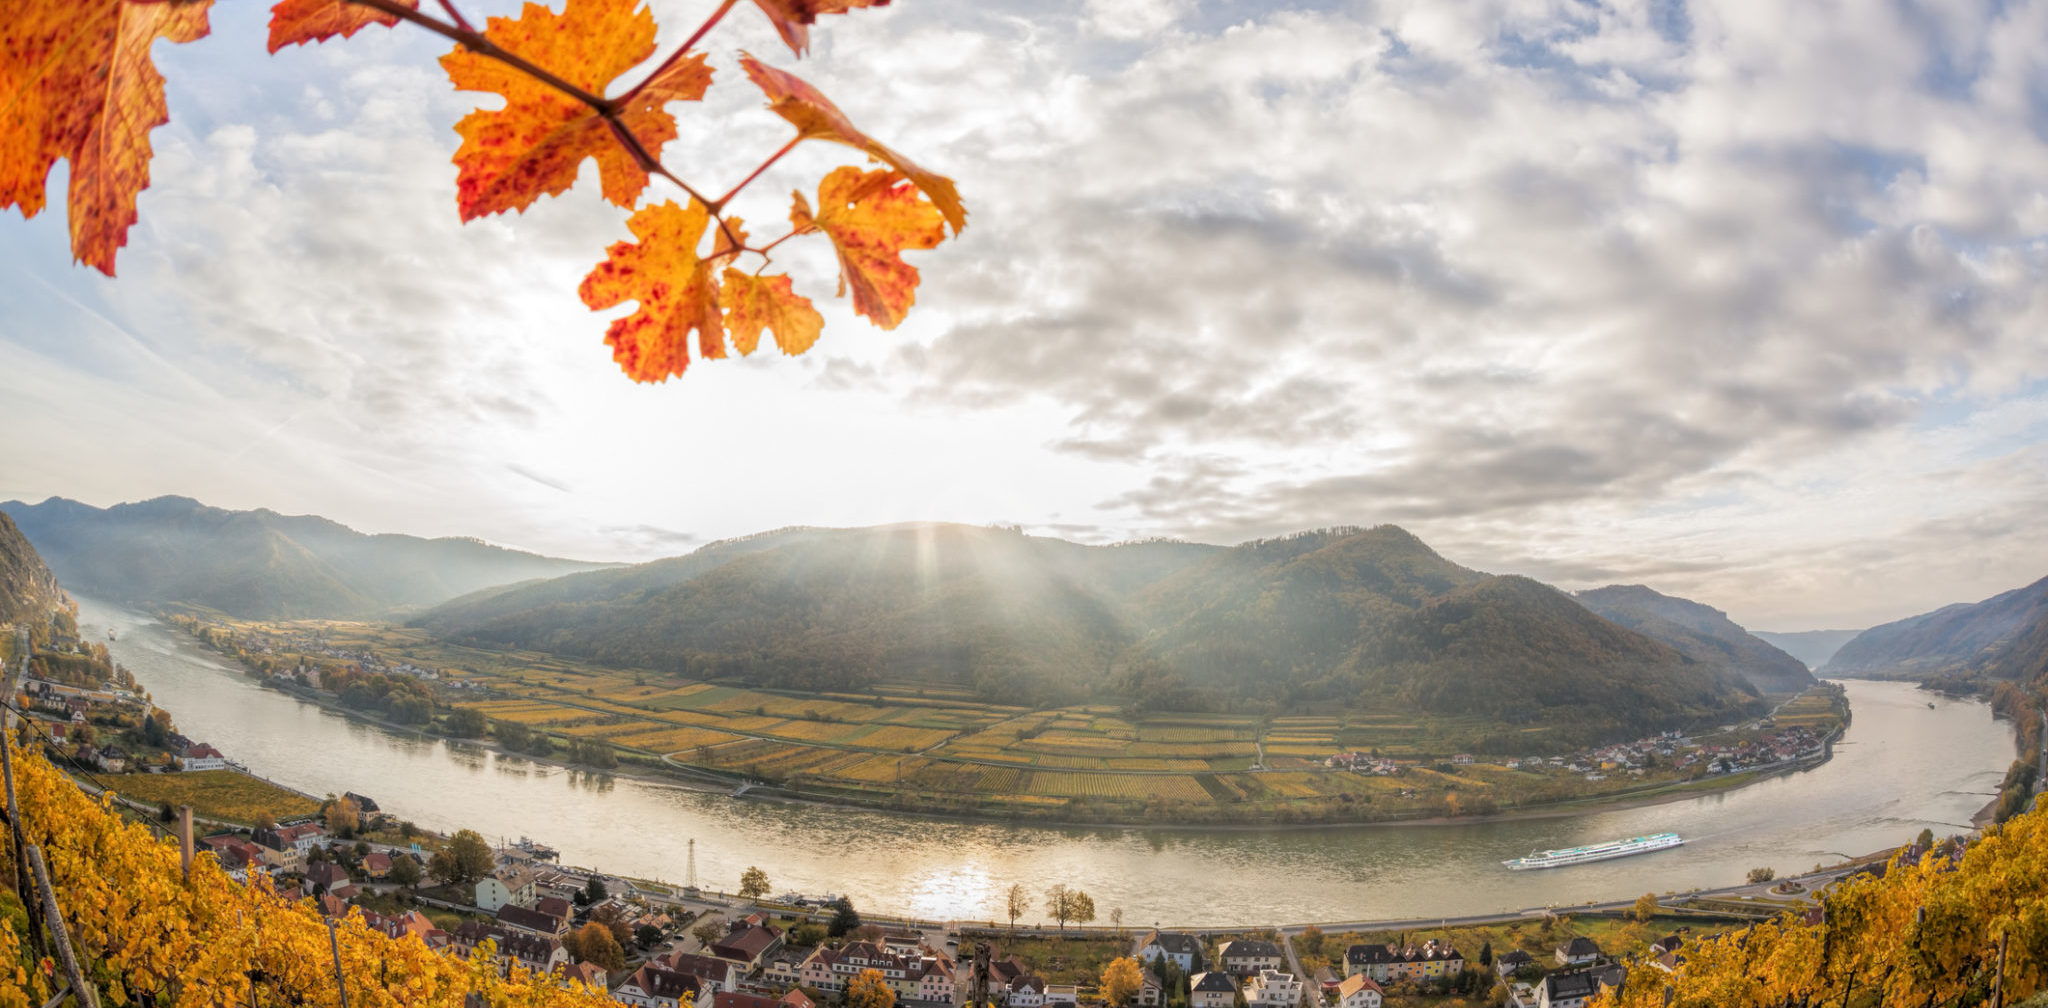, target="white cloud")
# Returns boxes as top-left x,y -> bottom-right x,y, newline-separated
1,0 -> 2046,629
